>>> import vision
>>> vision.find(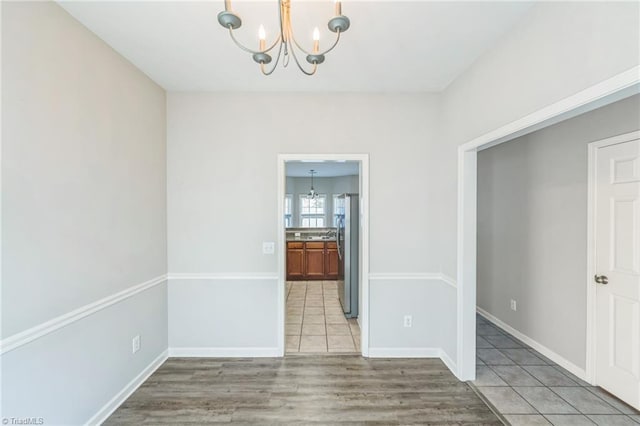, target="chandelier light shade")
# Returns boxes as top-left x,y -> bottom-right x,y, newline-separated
217,0 -> 350,76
